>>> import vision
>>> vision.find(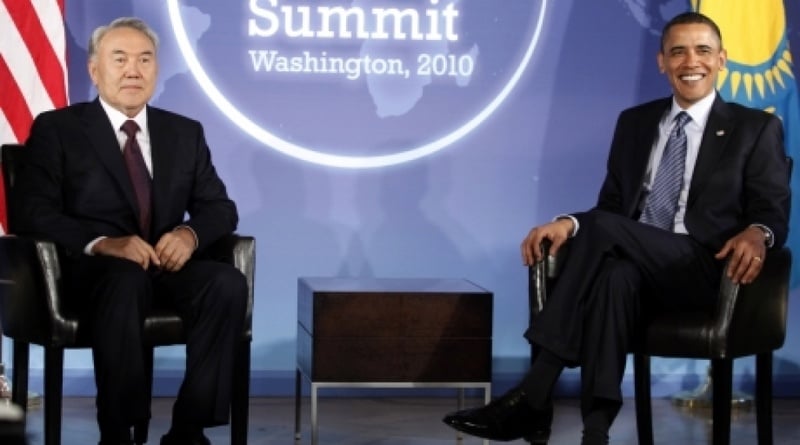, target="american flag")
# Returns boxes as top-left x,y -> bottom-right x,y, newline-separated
0,0 -> 68,234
